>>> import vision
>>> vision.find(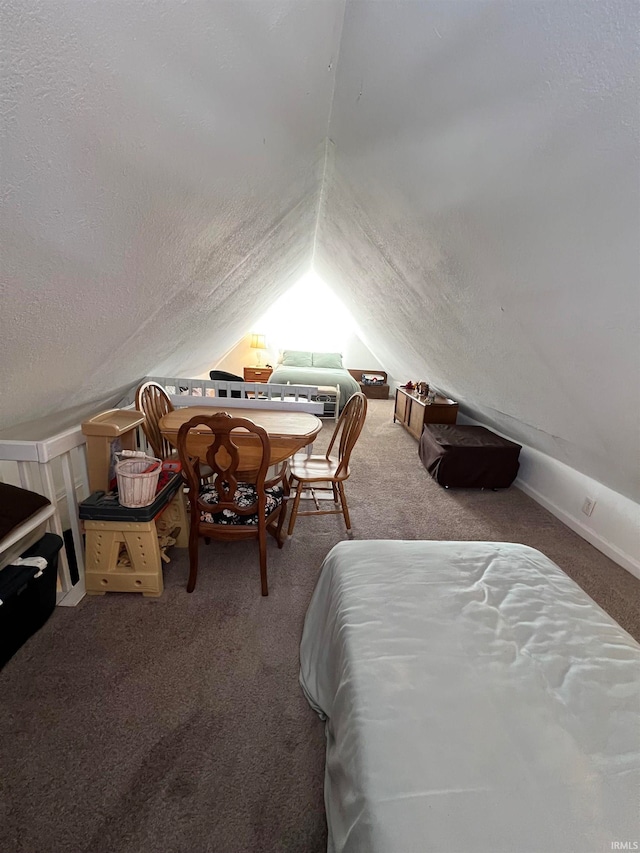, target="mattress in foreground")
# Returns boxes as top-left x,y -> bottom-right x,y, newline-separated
300,540 -> 640,853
